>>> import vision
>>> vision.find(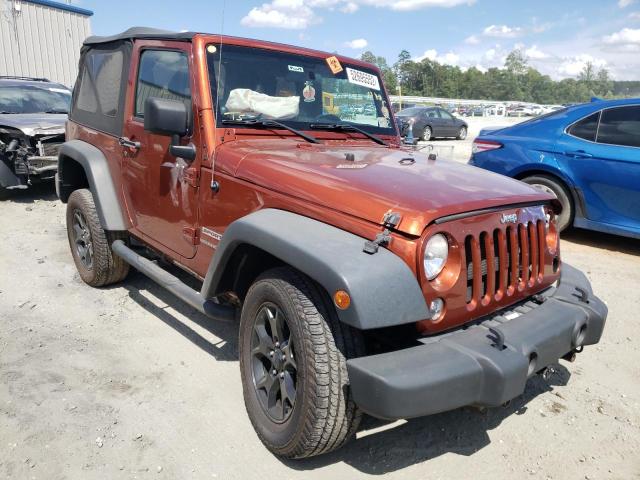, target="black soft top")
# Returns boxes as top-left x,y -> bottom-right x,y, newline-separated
83,27 -> 196,46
